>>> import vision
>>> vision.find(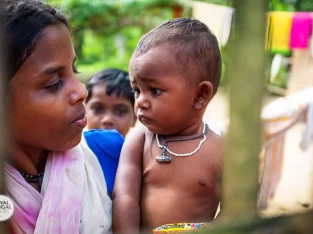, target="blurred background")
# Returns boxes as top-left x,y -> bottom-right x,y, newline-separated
45,0 -> 313,89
